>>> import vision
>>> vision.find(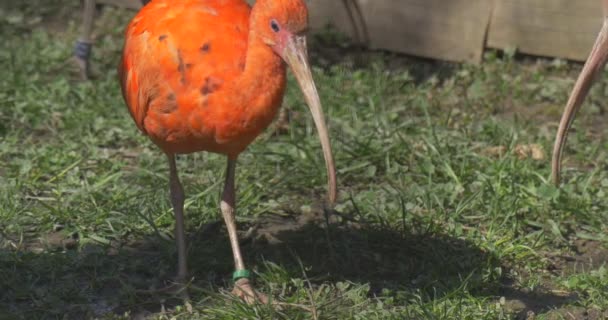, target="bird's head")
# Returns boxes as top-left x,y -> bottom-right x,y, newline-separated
552,1 -> 608,185
251,0 -> 308,50
251,0 -> 337,205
